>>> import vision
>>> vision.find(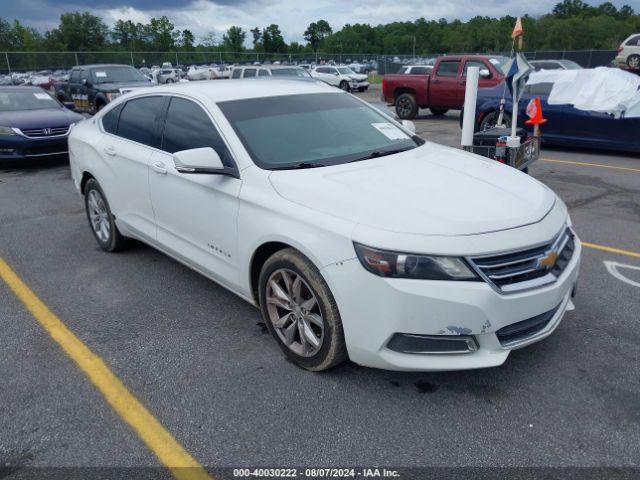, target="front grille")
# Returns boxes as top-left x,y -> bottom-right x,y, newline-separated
469,227 -> 575,293
496,303 -> 561,347
20,126 -> 69,137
